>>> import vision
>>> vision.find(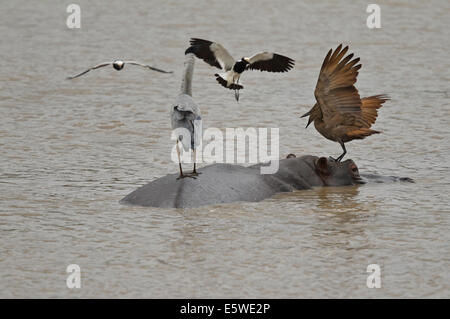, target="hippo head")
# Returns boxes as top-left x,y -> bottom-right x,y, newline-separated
314,157 -> 365,186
